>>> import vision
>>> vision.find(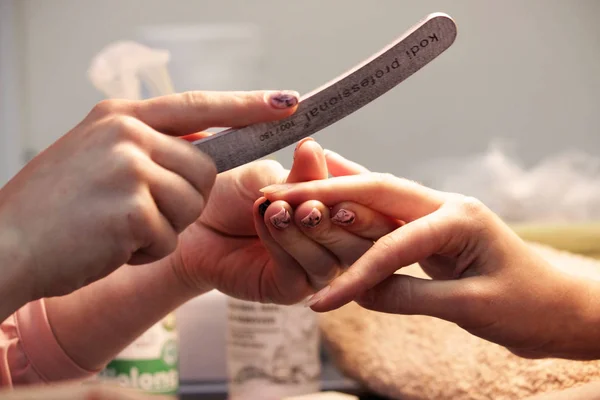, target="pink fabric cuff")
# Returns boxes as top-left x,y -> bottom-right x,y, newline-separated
15,299 -> 98,382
